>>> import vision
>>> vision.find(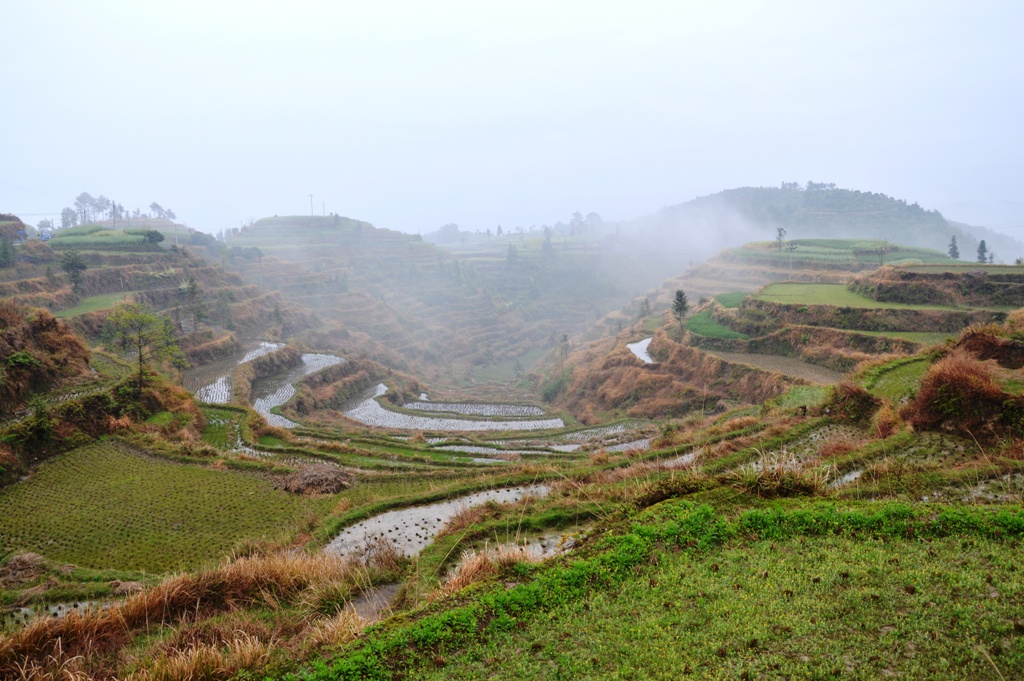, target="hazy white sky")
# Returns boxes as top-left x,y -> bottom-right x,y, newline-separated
2,1 -> 1022,235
